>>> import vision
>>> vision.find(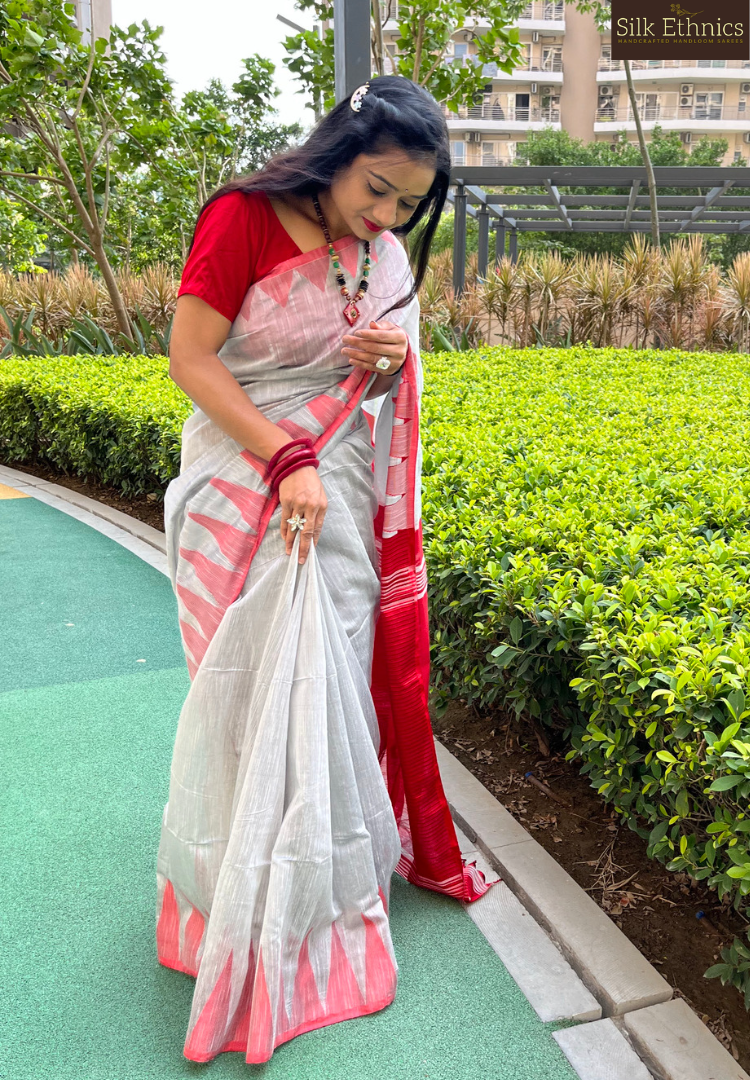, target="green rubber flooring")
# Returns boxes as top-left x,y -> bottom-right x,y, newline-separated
0,488 -> 582,1080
